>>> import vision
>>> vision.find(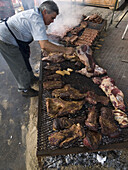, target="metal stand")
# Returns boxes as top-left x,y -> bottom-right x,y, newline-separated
115,10 -> 128,28
115,10 -> 128,39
